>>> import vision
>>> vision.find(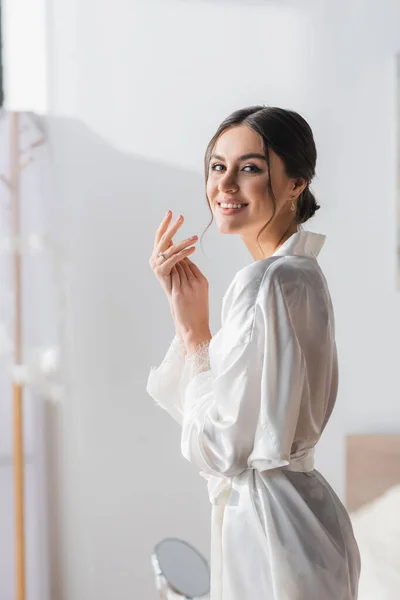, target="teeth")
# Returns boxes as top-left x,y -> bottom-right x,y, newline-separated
220,203 -> 247,209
